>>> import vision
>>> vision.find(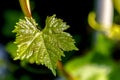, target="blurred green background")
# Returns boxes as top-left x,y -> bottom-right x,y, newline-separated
0,0 -> 120,80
